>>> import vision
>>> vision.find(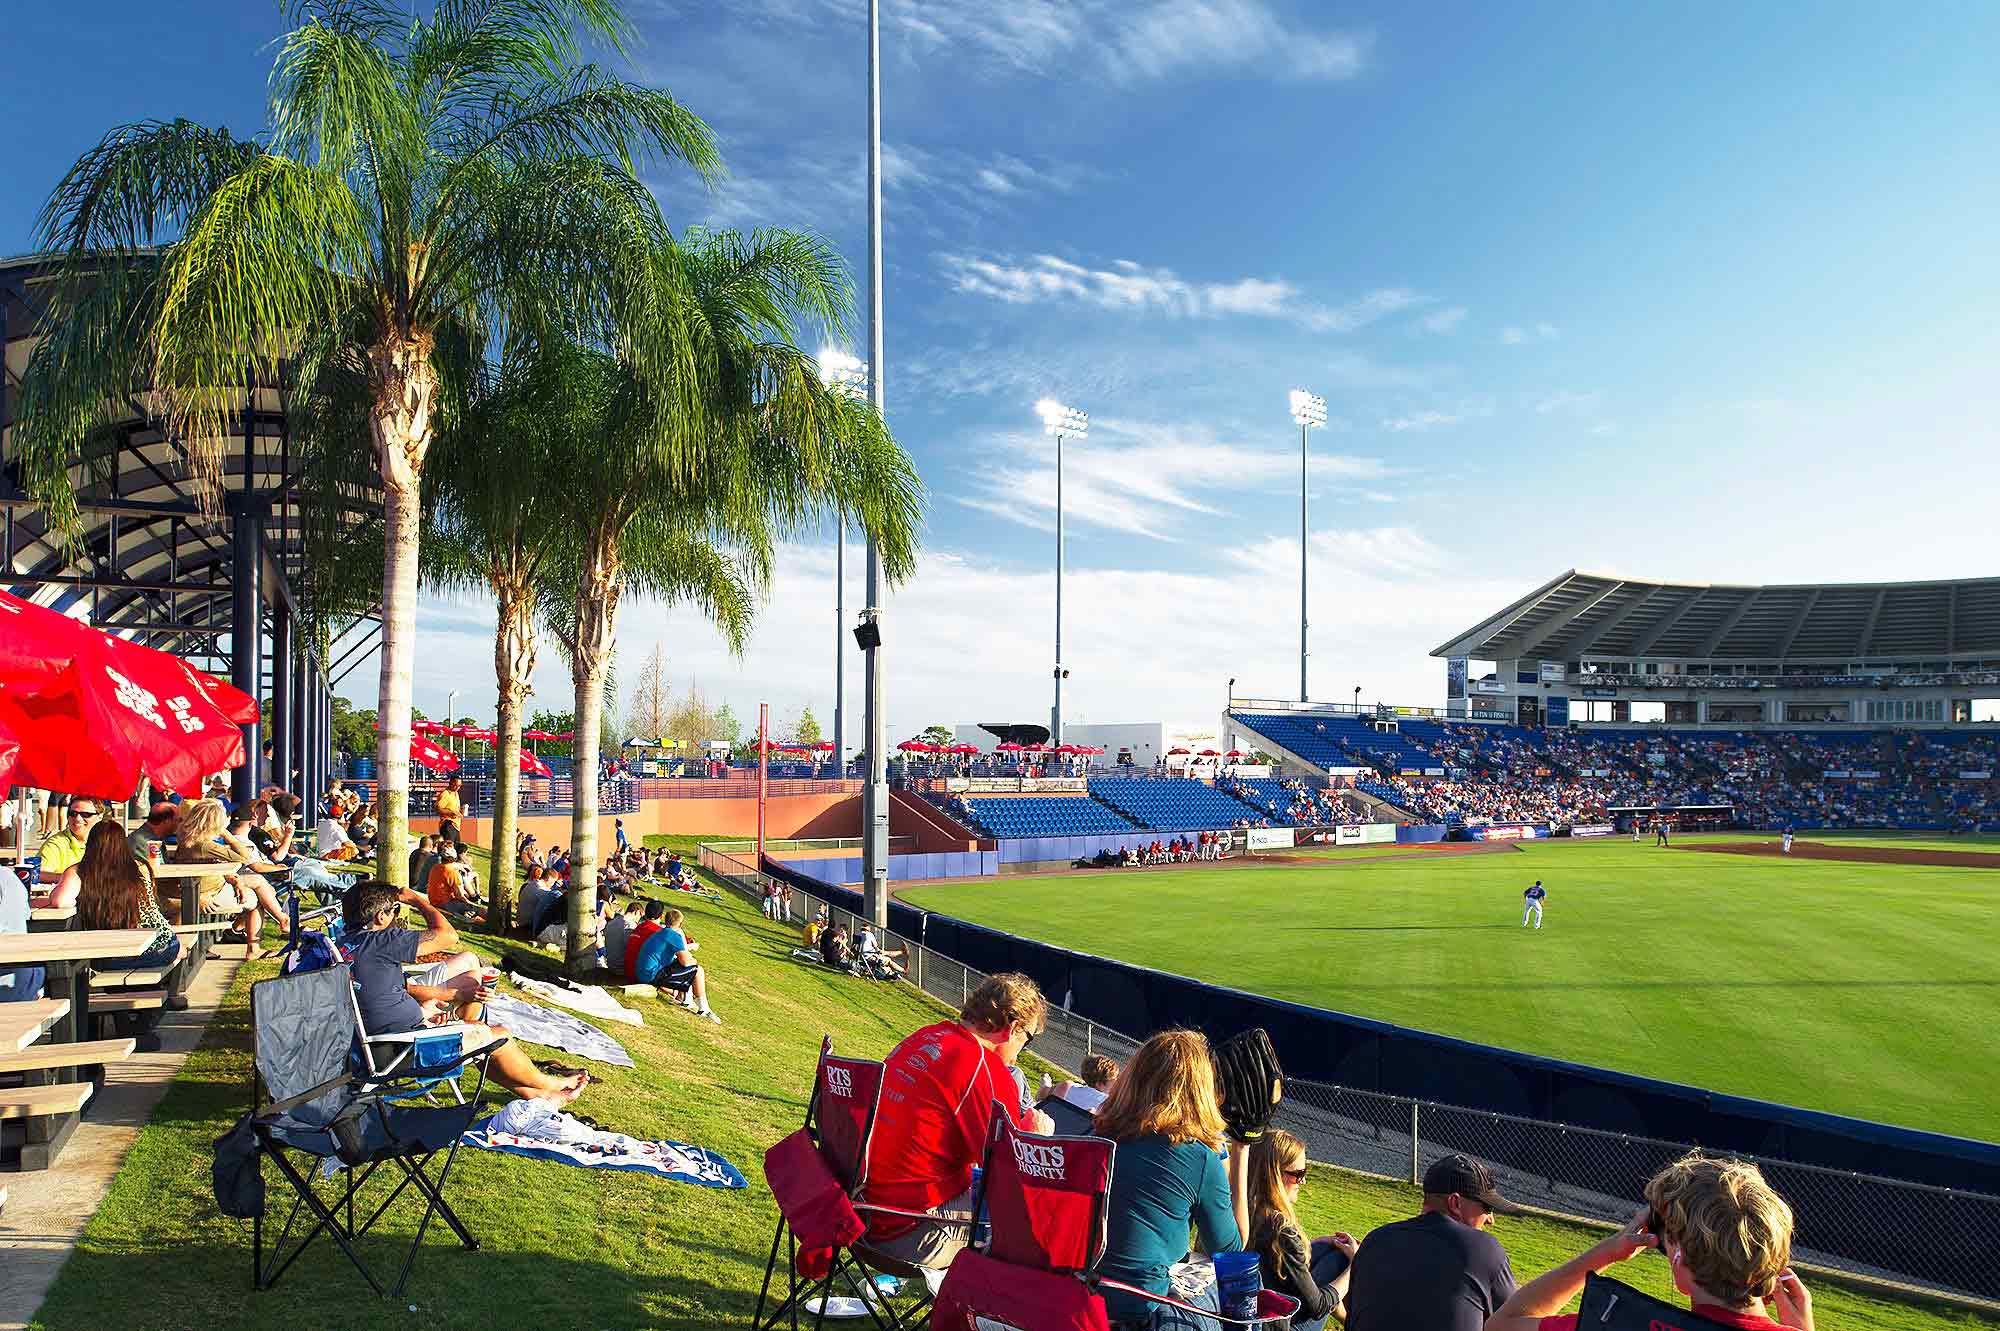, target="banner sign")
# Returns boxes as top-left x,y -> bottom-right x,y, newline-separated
1224,764 -> 1272,779
1539,661 -> 1567,683
1570,823 -> 1616,838
1822,770 -> 1852,779
1465,823 -> 1550,842
945,776 -> 969,792
1582,687 -> 1619,698
1472,679 -> 1506,694
965,776 -> 1087,793
1959,770 -> 1993,780
1423,767 -> 1445,776
1246,827 -> 1295,851
1330,822 -> 1397,846
1446,656 -> 1469,700
1546,696 -> 1569,726
1851,770 -> 1882,778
